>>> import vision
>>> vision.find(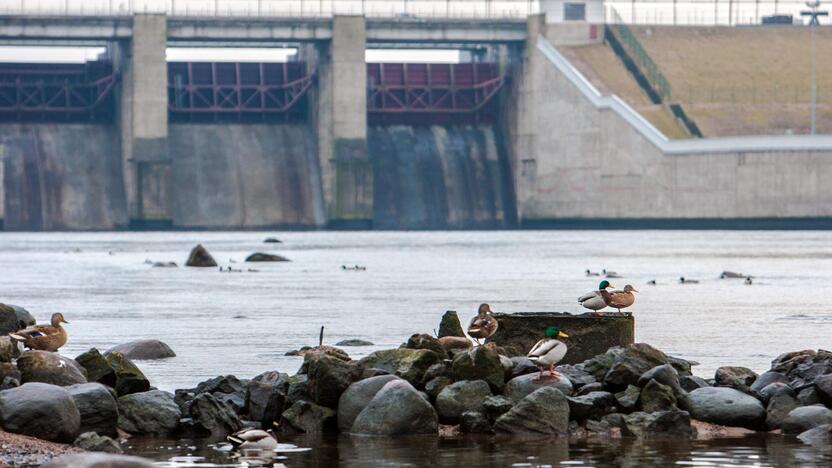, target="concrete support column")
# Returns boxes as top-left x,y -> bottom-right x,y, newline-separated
119,14 -> 171,228
315,15 -> 372,228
